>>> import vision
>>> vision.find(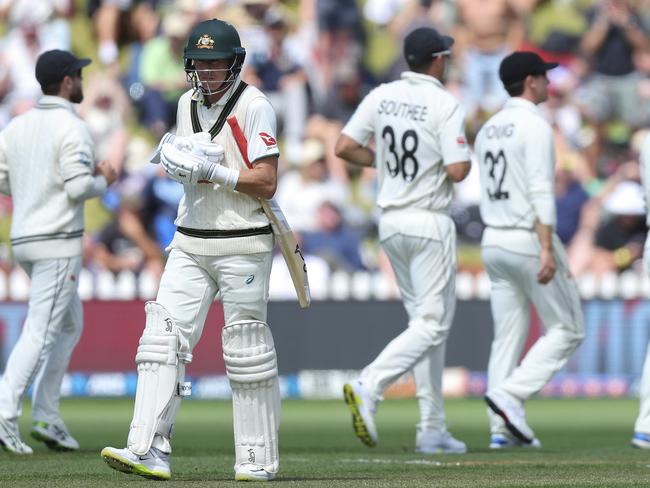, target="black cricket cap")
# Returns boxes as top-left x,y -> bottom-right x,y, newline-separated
499,51 -> 558,87
403,27 -> 454,66
35,50 -> 91,86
